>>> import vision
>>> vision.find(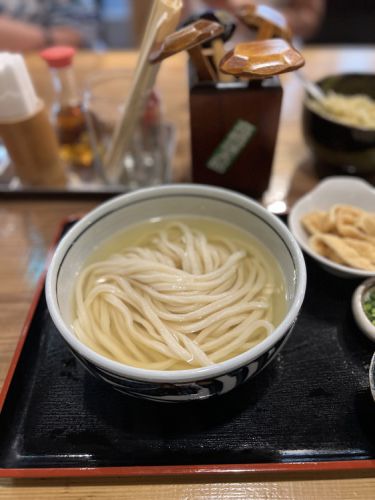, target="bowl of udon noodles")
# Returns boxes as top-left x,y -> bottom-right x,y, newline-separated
46,184 -> 306,402
302,73 -> 375,179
